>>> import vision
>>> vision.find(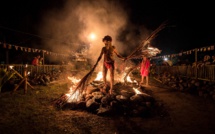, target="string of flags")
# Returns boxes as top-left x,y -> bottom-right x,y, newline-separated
151,45 -> 214,59
1,41 -> 214,60
0,41 -> 80,57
